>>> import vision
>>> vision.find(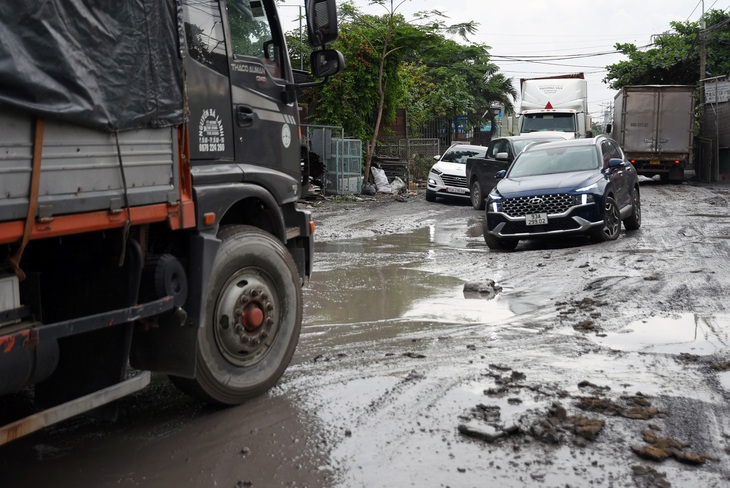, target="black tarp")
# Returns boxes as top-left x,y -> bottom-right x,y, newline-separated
0,0 -> 185,132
